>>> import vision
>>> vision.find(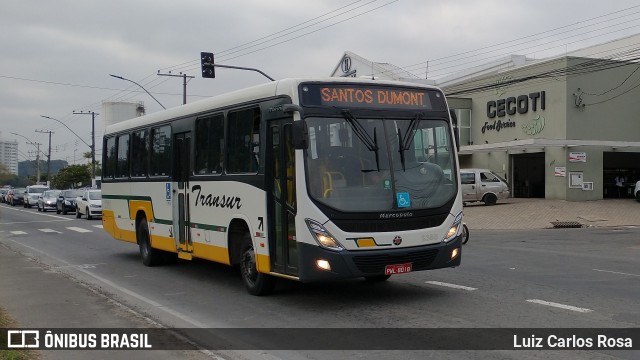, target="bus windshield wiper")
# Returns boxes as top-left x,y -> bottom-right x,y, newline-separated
397,113 -> 422,171
341,109 -> 380,171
